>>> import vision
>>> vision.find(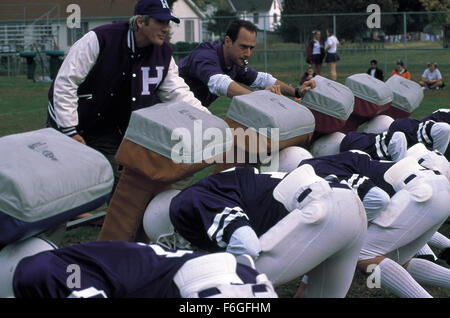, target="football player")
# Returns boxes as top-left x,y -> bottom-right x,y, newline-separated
0,237 -> 277,298
340,116 -> 450,161
144,165 -> 367,297
276,146 -> 450,298
420,108 -> 450,125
